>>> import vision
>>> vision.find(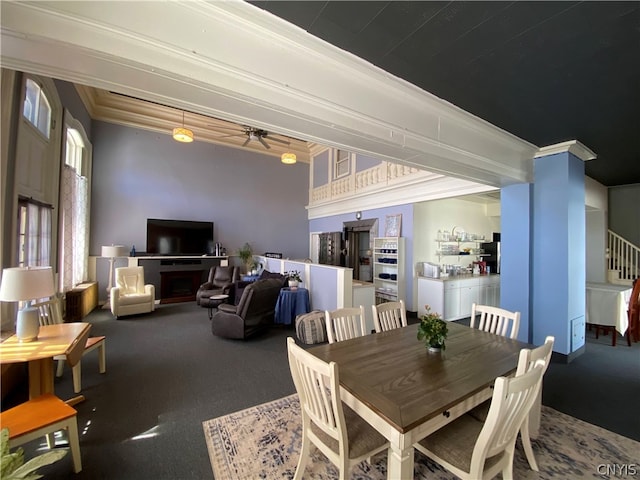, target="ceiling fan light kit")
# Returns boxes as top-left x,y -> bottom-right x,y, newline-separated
281,152 -> 297,164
